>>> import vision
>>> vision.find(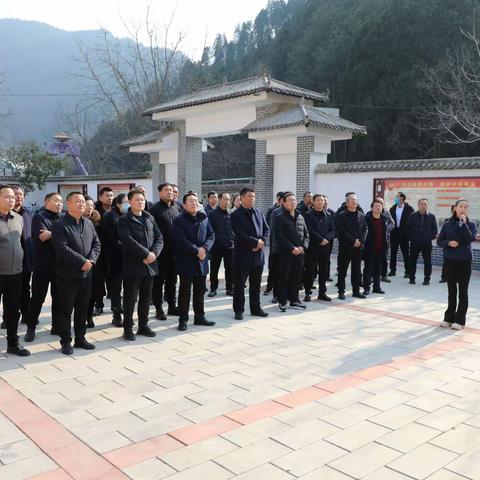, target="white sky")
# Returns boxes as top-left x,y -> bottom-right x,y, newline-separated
0,0 -> 268,59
